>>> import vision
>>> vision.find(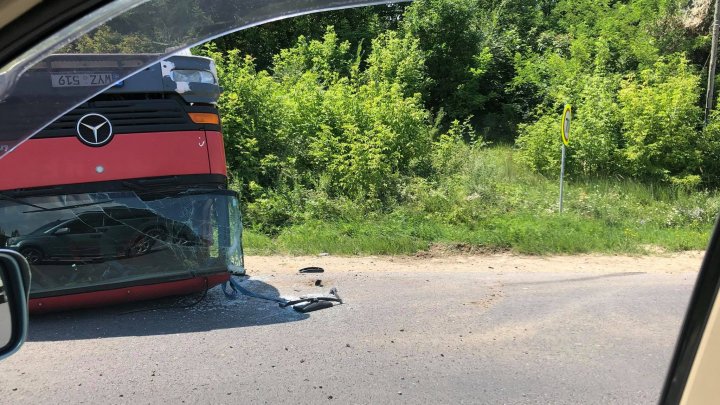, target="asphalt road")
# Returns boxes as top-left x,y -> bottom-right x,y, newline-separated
0,254 -> 701,404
